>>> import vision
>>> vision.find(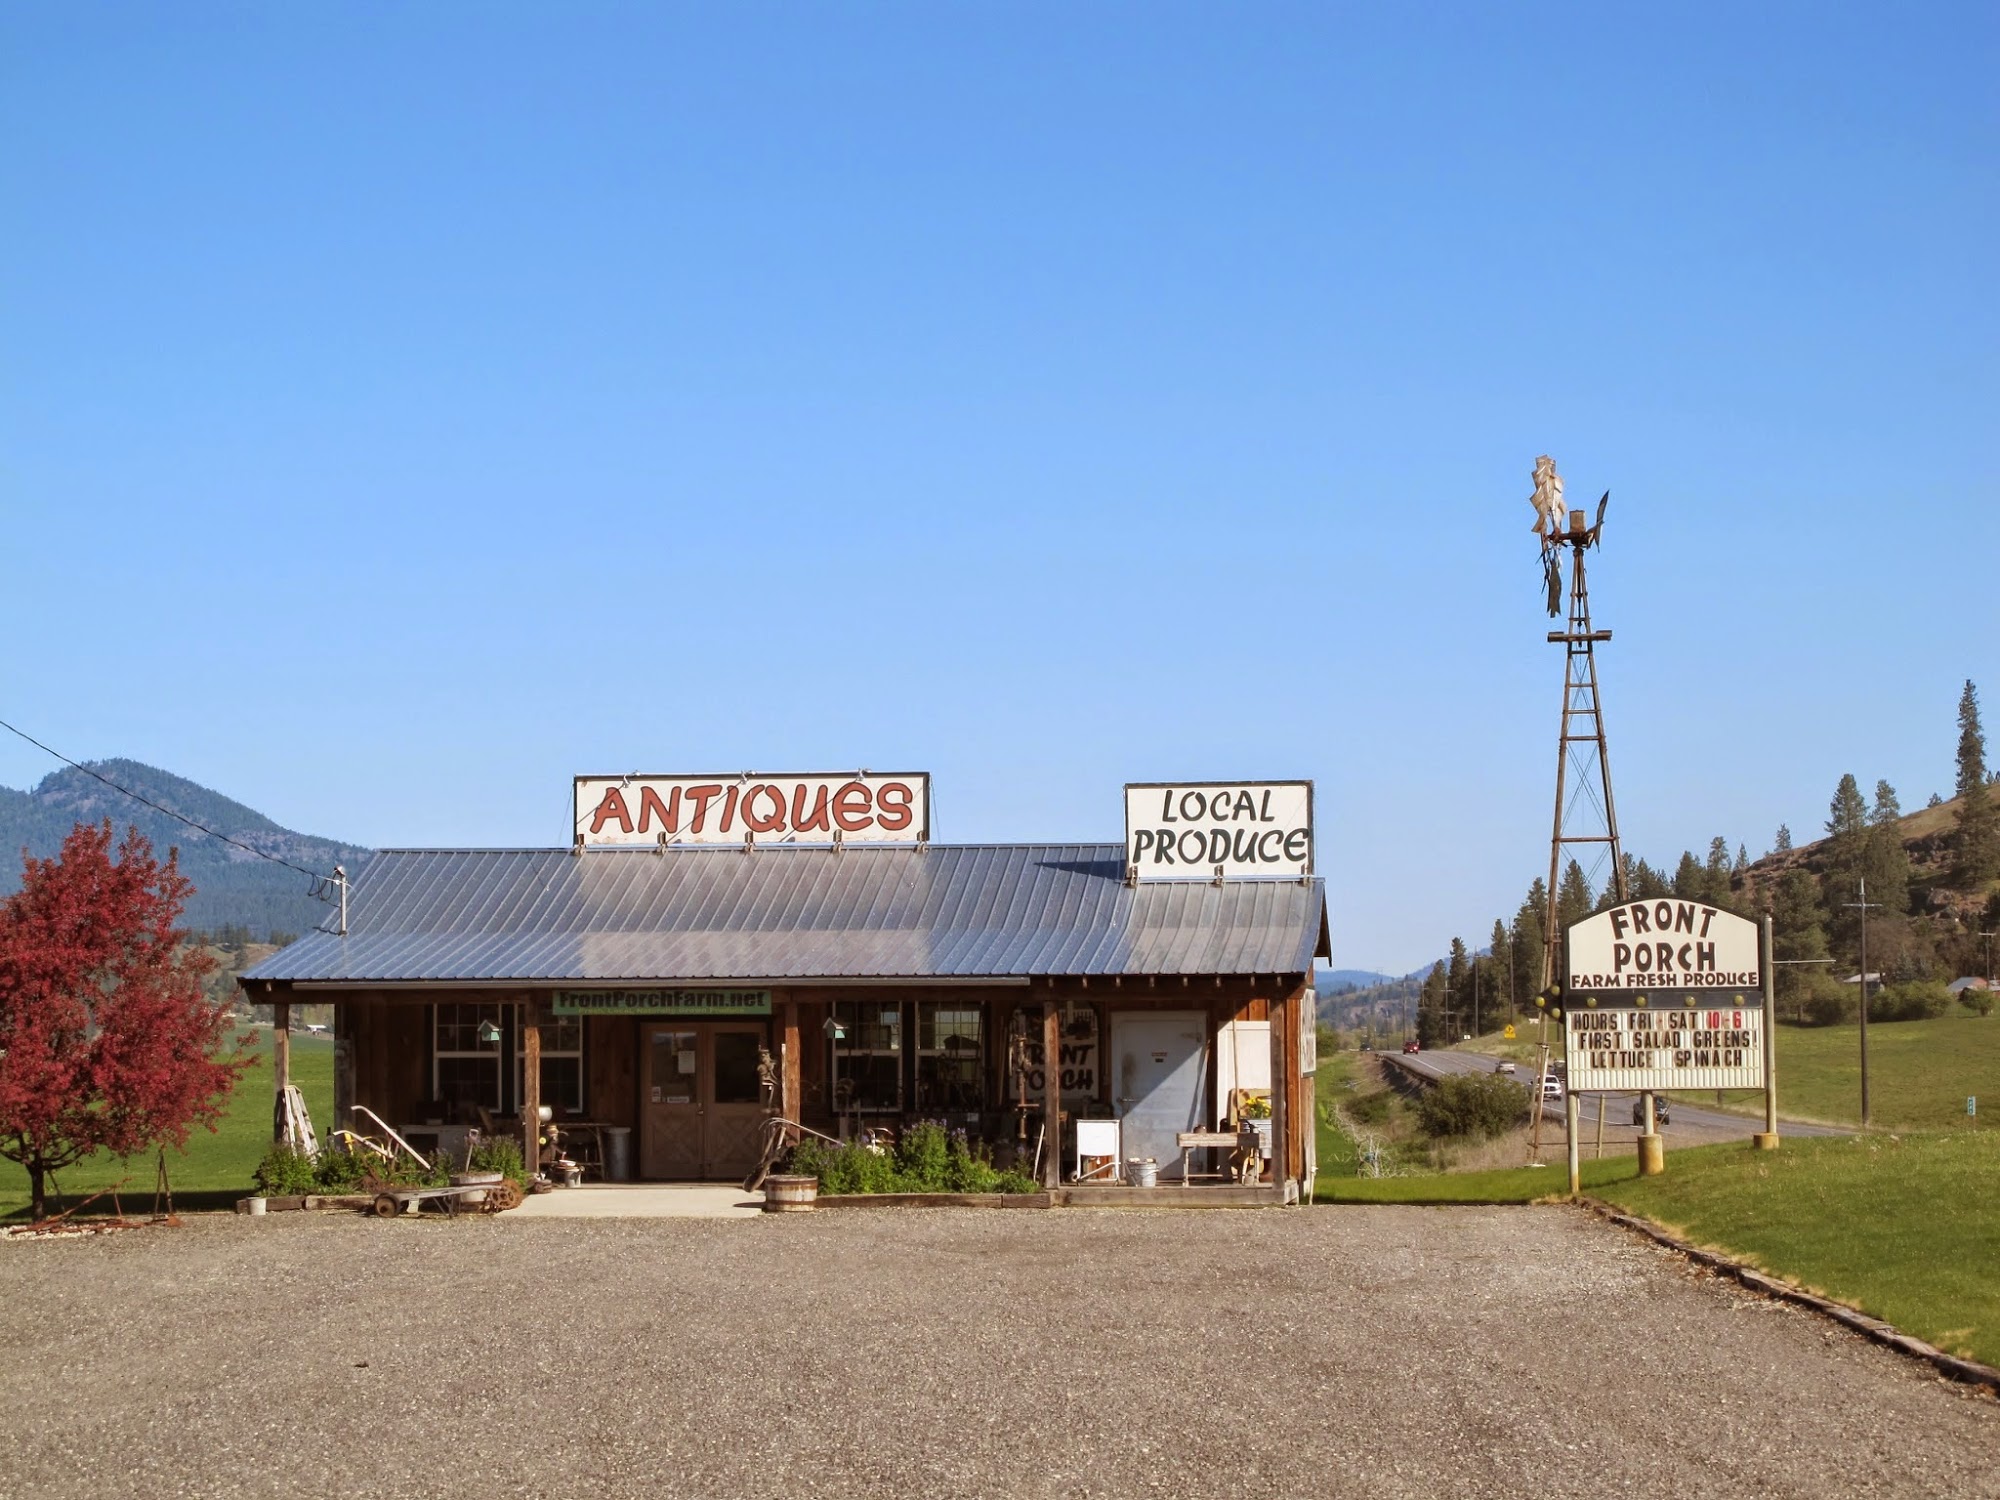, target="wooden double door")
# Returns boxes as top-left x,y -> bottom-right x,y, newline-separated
640,1022 -> 769,1180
